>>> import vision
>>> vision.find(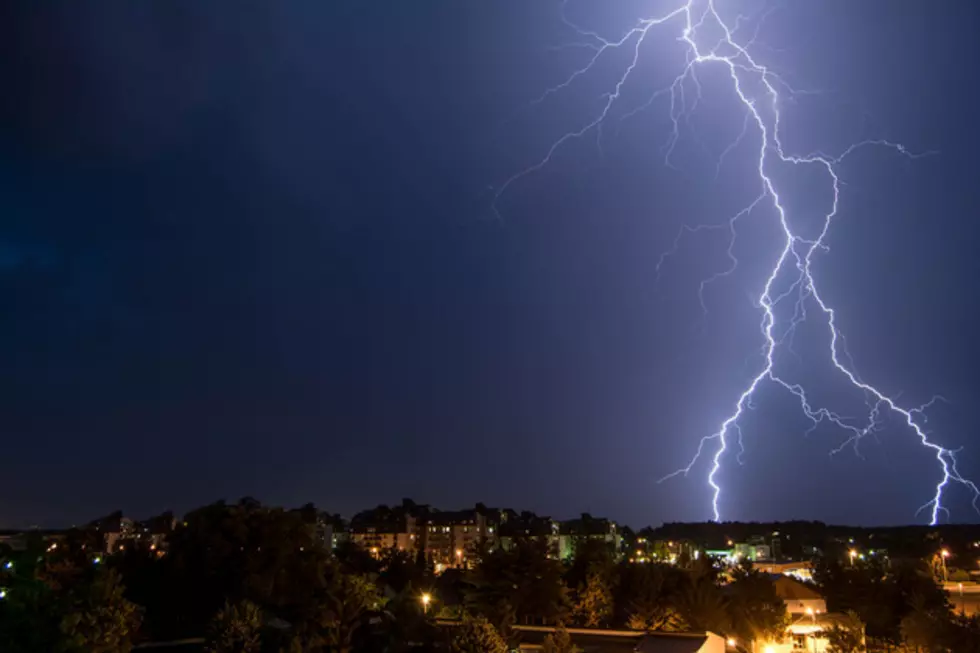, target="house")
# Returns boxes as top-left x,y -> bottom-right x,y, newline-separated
512,626 -> 727,653
773,576 -> 826,616
753,576 -> 863,653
